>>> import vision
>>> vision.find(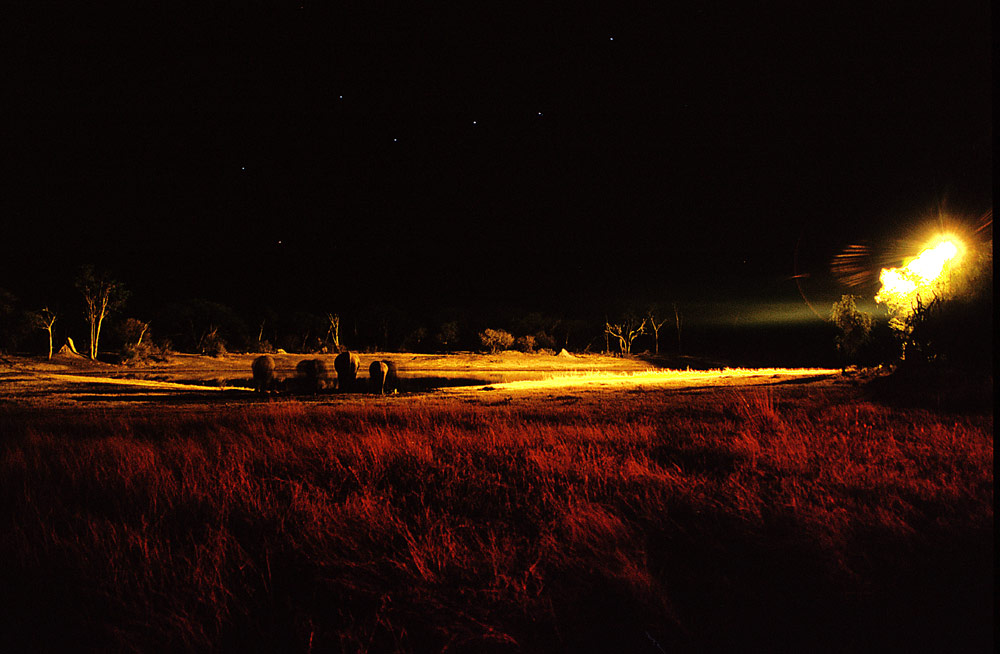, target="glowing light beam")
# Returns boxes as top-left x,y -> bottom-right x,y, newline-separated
874,236 -> 964,326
